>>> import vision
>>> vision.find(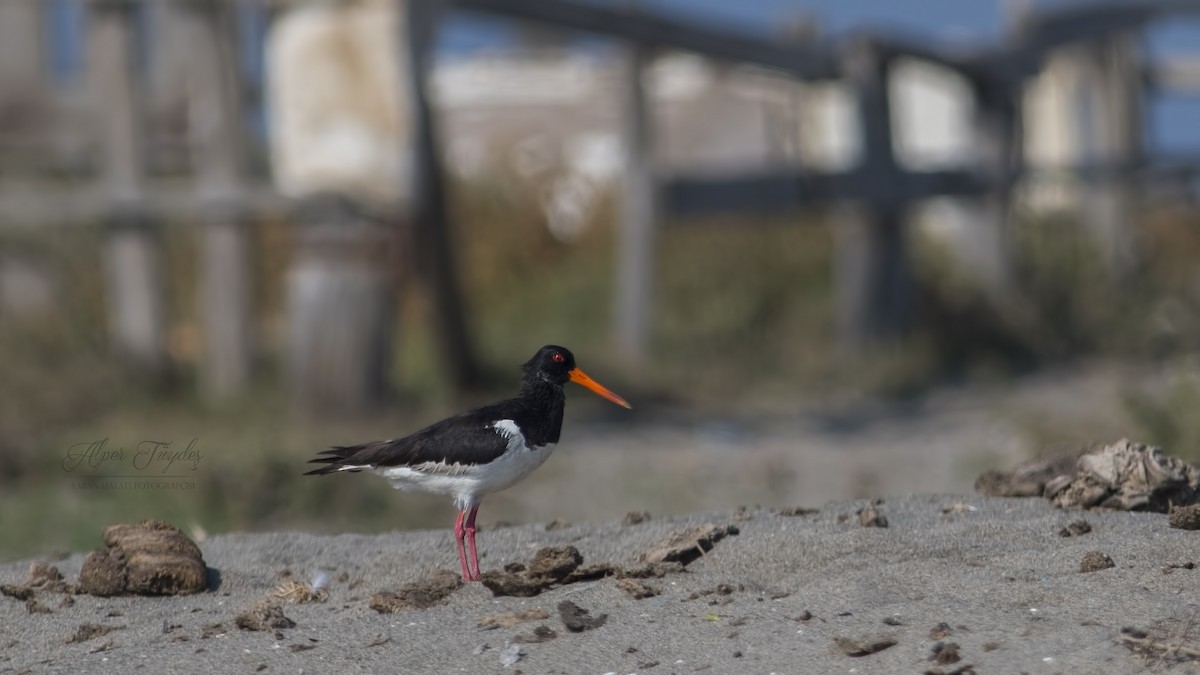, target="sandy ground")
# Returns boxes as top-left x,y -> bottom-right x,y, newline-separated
1,493 -> 1197,674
